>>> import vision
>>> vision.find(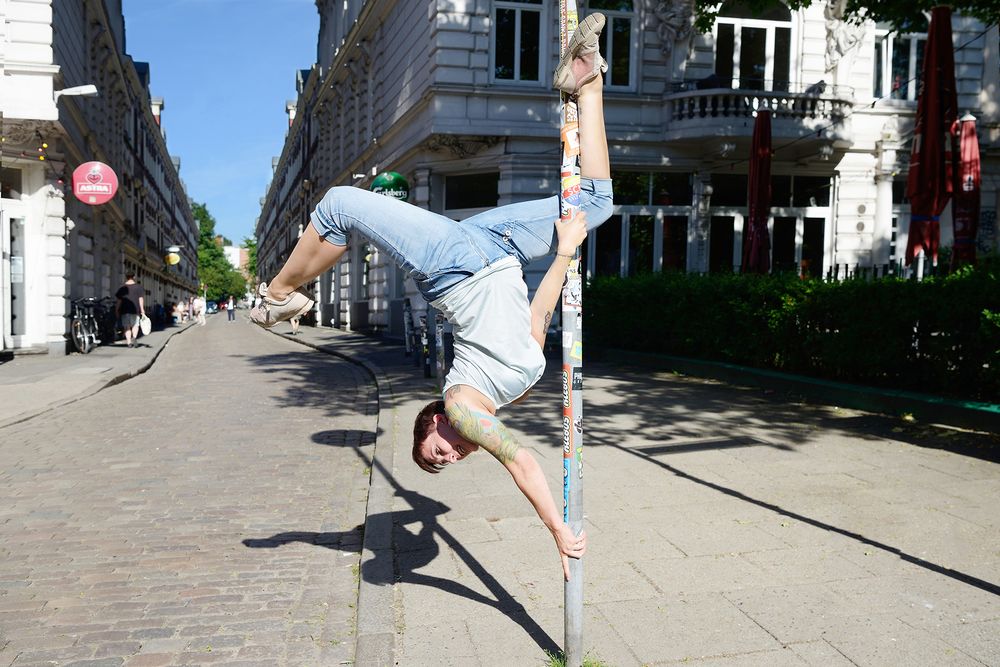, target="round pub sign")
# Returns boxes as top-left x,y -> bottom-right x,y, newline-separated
72,161 -> 119,205
370,171 -> 409,201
